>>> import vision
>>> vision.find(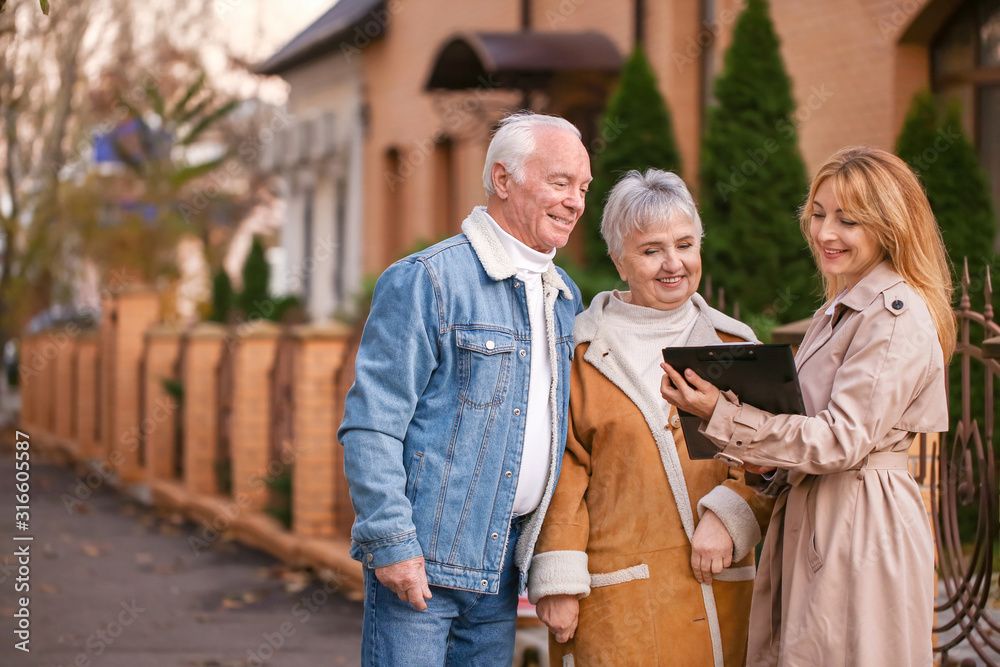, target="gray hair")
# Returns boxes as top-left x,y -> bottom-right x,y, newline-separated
601,169 -> 704,261
482,111 -> 582,198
